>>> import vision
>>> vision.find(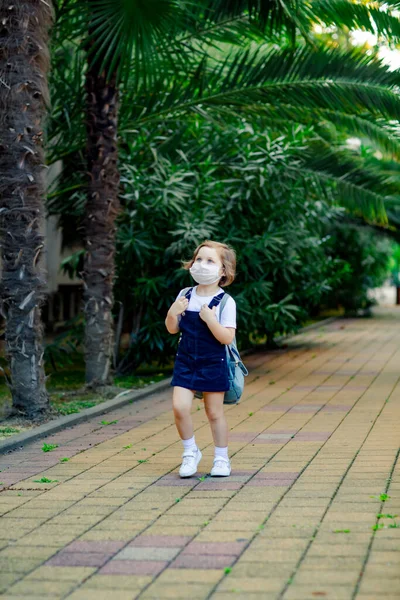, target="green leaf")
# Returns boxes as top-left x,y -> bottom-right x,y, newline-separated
42,443 -> 59,453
